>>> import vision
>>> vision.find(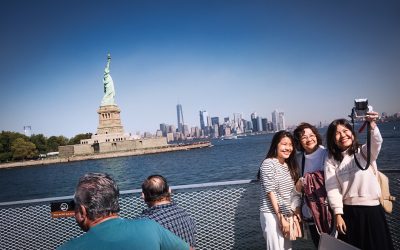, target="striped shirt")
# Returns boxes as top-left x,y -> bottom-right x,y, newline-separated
259,158 -> 295,215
